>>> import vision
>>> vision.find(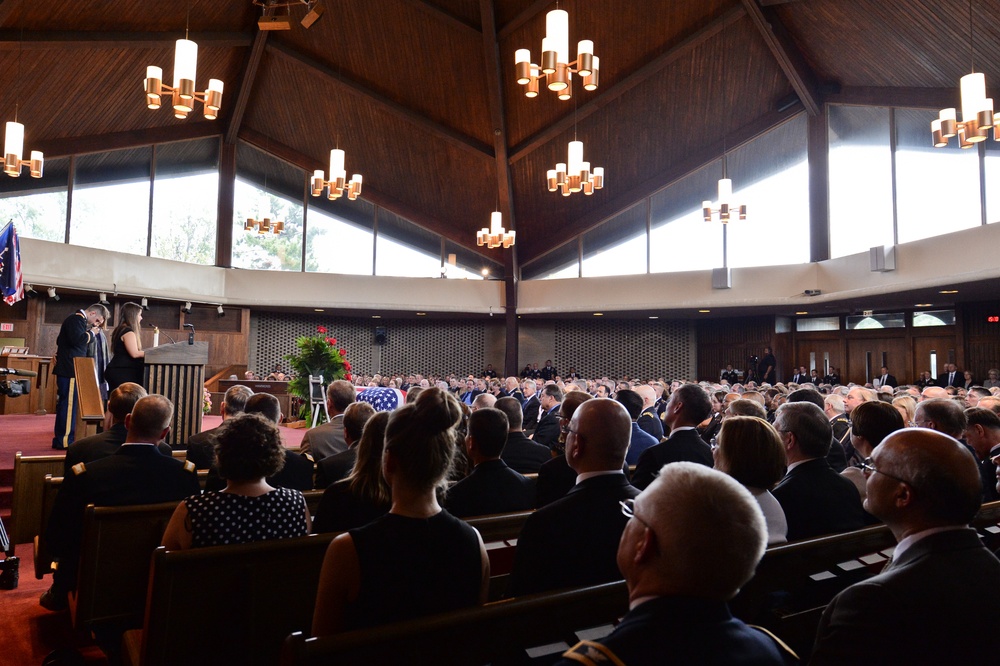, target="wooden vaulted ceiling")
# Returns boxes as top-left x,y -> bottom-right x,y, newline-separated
2,0 -> 998,270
